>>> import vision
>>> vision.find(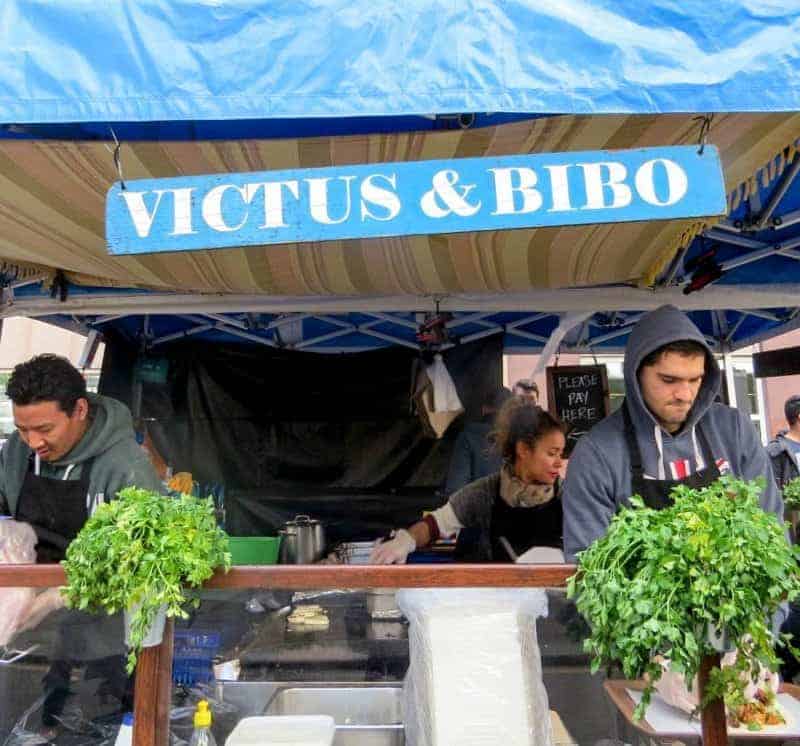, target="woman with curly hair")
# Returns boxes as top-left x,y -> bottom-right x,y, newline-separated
370,397 -> 566,563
